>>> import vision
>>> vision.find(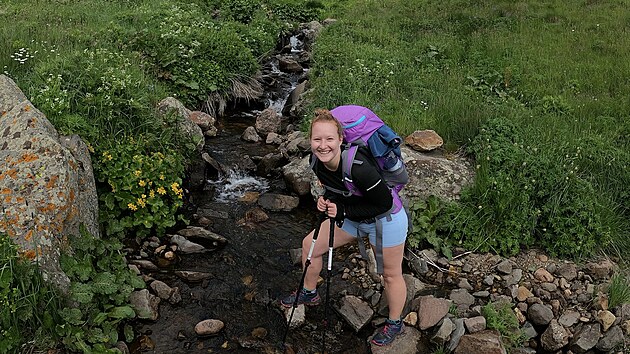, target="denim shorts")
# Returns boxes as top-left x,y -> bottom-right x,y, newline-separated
341,209 -> 408,247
